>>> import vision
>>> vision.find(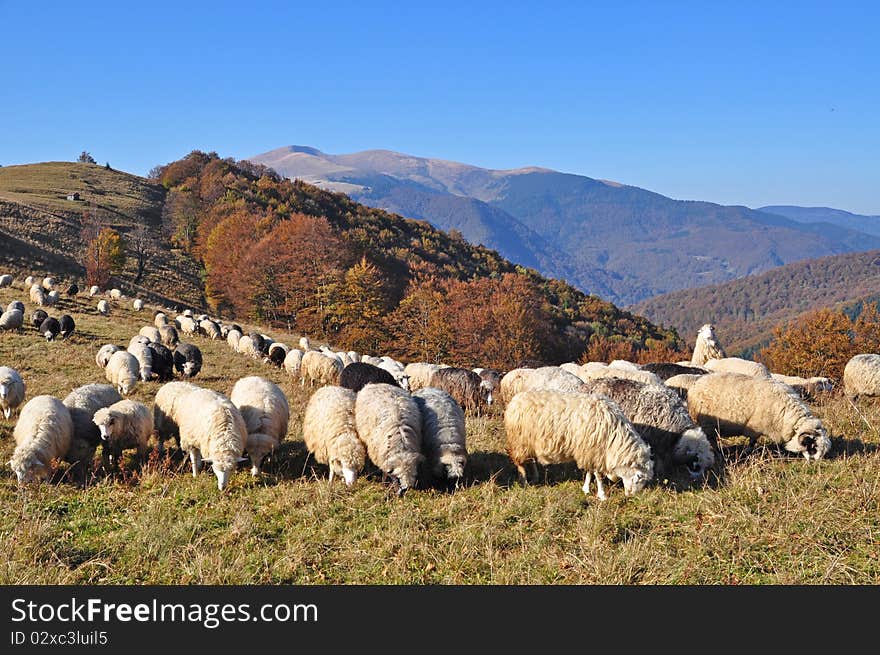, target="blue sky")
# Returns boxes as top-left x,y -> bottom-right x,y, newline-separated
1,1 -> 877,213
